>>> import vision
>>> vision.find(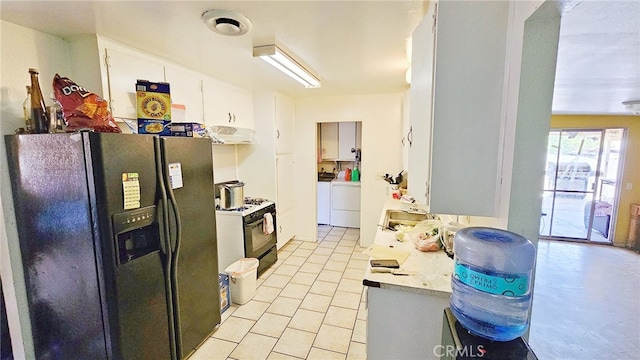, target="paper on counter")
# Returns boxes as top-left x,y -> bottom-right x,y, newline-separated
363,244 -> 411,265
